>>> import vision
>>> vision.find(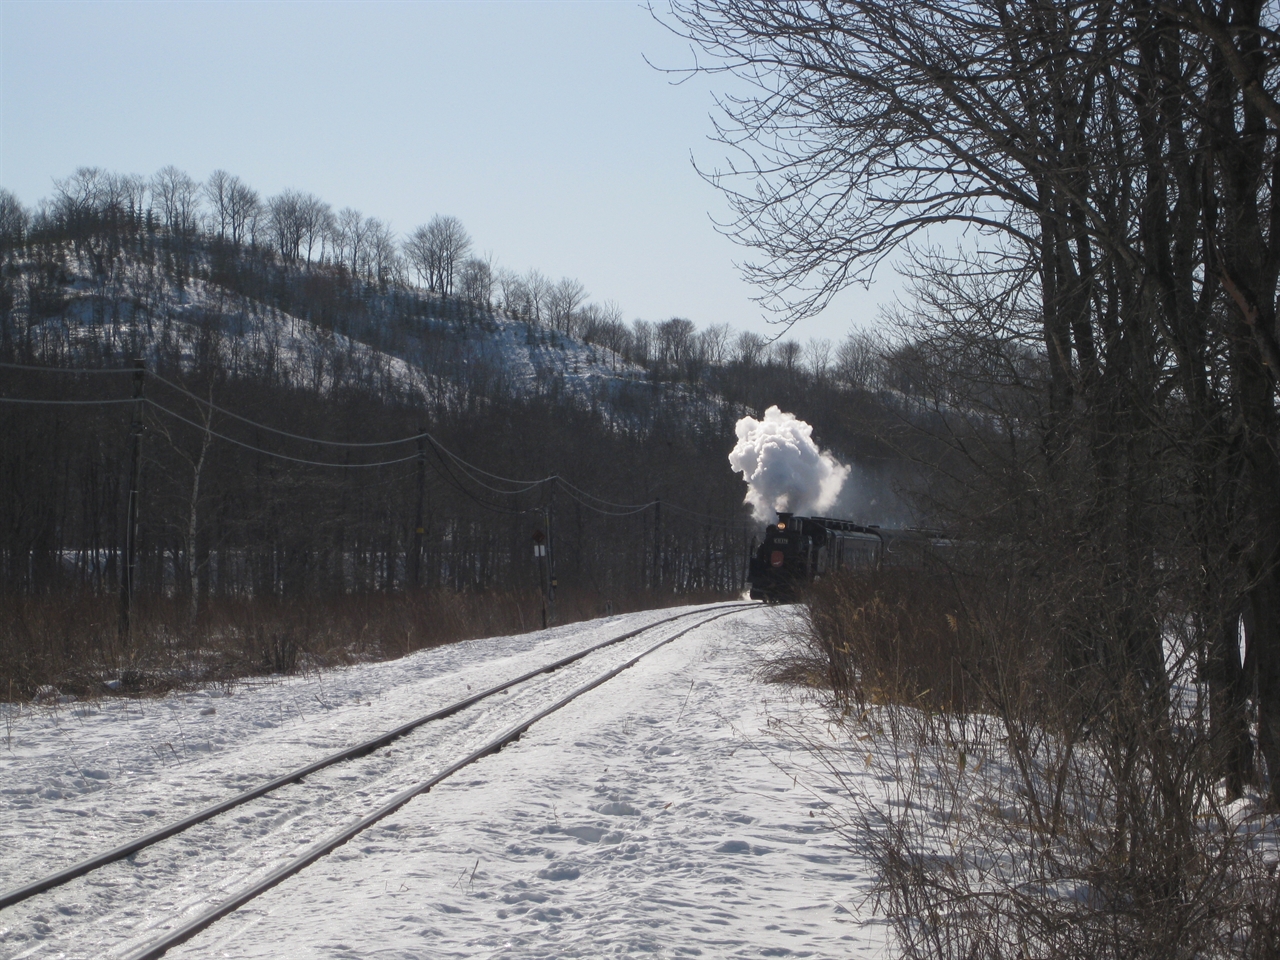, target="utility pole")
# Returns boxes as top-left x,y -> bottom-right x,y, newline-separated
533,525 -> 548,629
546,492 -> 557,627
652,497 -> 662,592
119,358 -> 146,644
412,428 -> 426,588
